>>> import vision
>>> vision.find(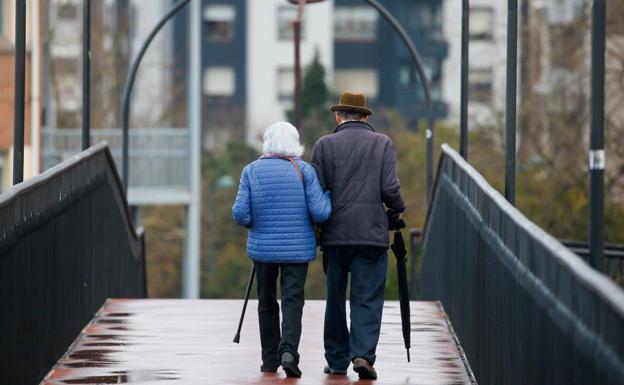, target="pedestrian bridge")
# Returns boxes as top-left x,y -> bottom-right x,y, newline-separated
42,300 -> 474,384
2,142 -> 623,384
